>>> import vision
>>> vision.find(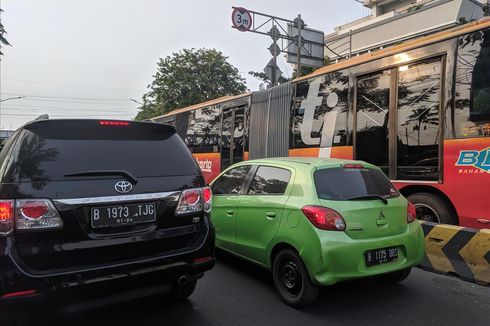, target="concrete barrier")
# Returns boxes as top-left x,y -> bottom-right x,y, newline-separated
419,221 -> 490,286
